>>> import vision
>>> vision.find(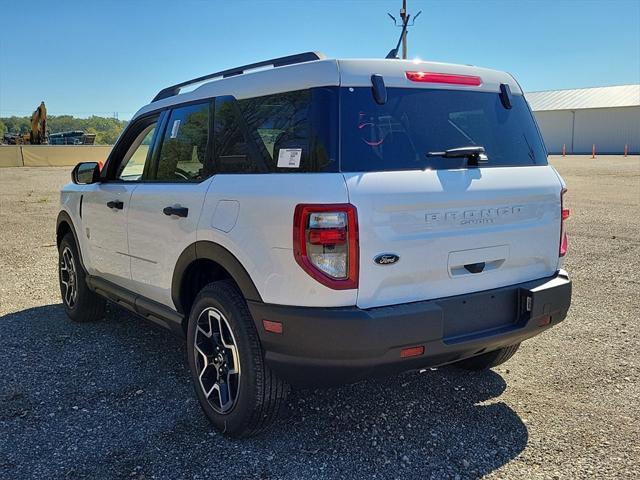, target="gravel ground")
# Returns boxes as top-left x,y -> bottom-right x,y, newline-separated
1,155 -> 638,479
